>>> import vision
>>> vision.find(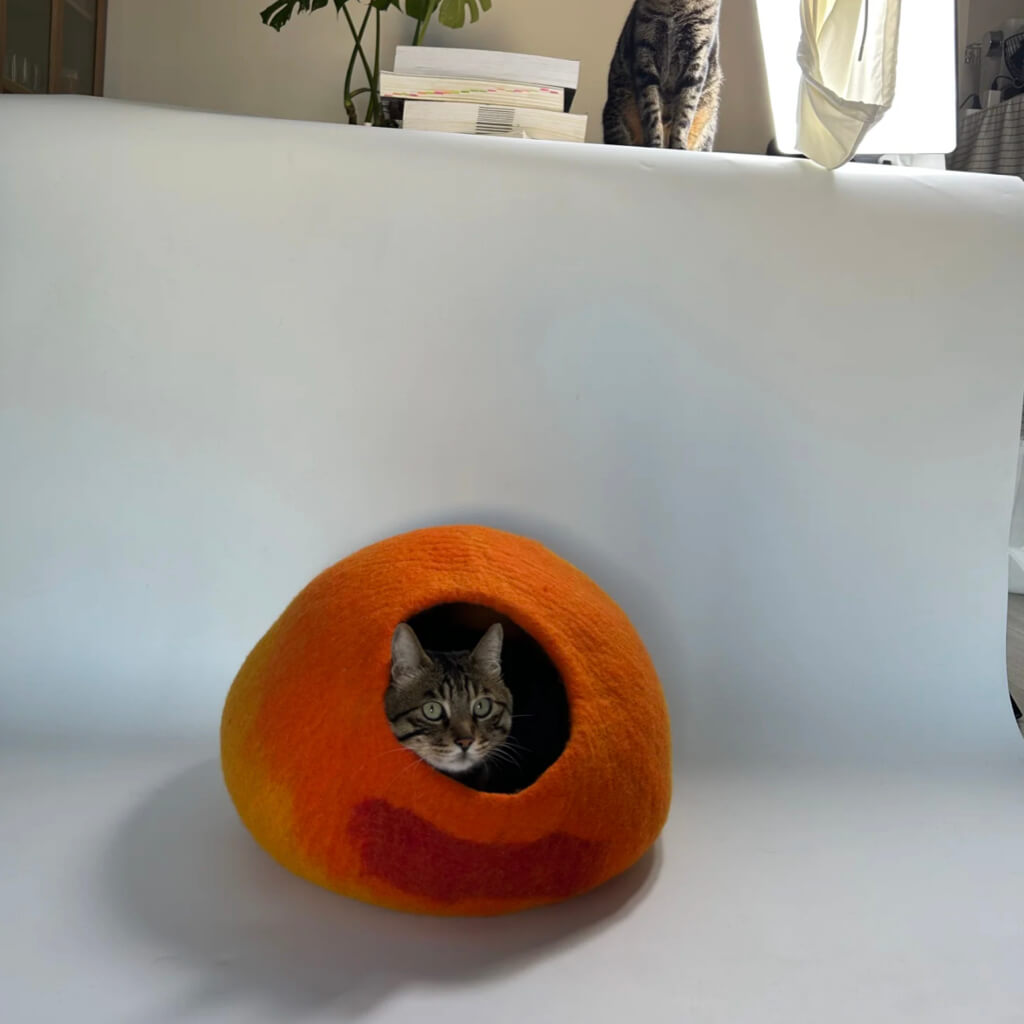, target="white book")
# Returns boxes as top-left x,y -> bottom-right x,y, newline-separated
393,46 -> 580,111
401,101 -> 588,143
380,72 -> 564,113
